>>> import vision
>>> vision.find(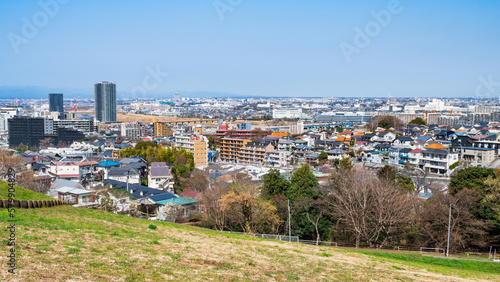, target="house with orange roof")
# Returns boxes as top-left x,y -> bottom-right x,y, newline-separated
420,143 -> 458,175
